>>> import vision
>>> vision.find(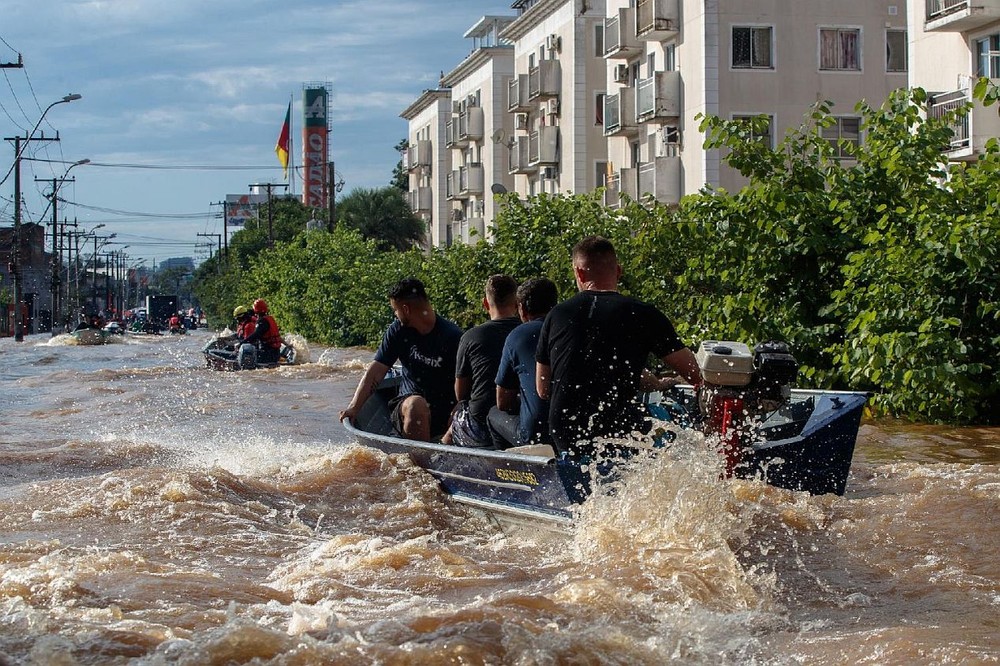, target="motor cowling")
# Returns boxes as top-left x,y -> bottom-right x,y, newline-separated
695,340 -> 799,477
